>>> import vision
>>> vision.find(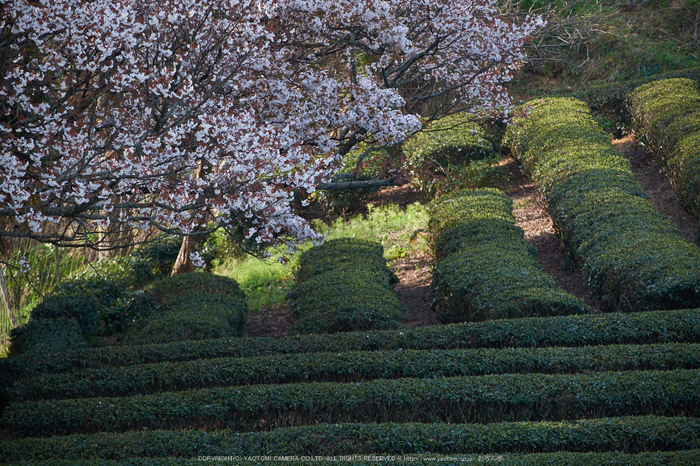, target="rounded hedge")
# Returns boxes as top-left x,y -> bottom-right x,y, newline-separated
127,273 -> 248,345
289,268 -> 405,334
